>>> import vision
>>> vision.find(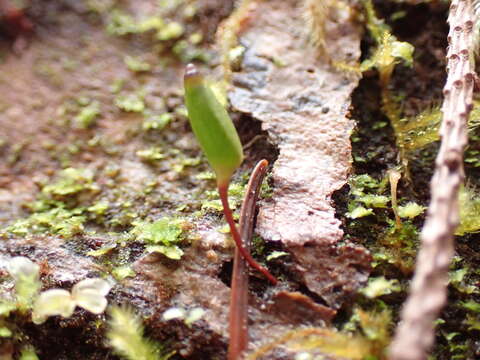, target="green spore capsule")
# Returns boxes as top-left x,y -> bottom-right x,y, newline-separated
184,64 -> 244,186
184,64 -> 277,285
